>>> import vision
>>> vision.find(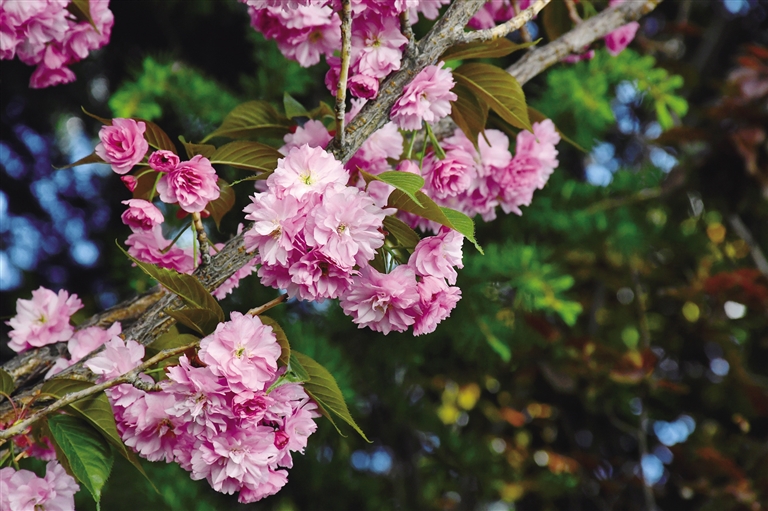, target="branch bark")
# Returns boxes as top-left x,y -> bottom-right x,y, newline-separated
0,0 -> 664,422
459,0 -> 550,43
